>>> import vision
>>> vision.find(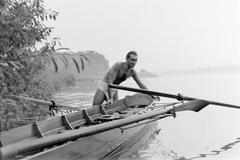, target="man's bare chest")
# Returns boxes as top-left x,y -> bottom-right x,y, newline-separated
116,69 -> 132,81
